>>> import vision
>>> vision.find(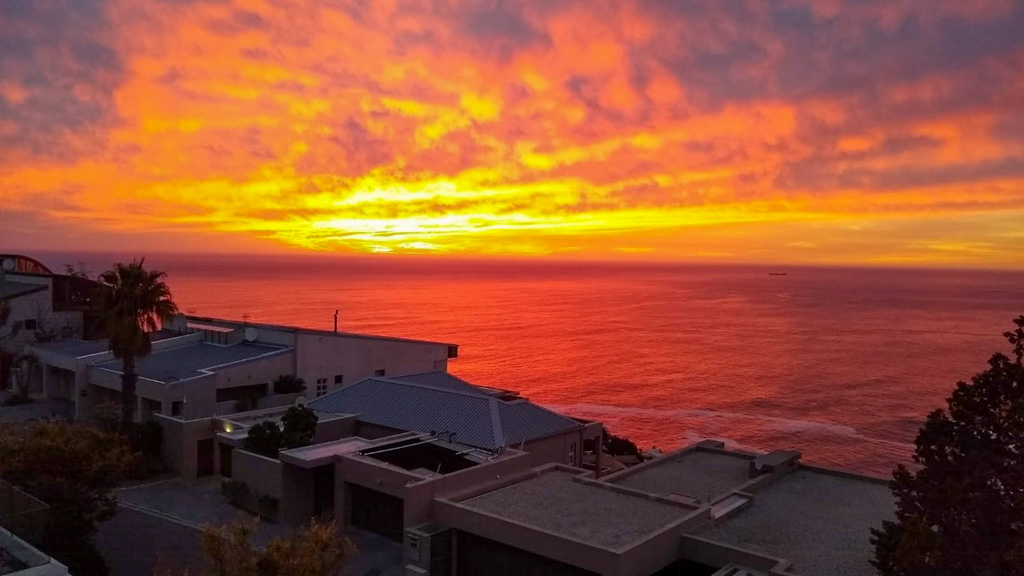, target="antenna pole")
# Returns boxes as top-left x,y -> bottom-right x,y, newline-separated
333,310 -> 339,333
